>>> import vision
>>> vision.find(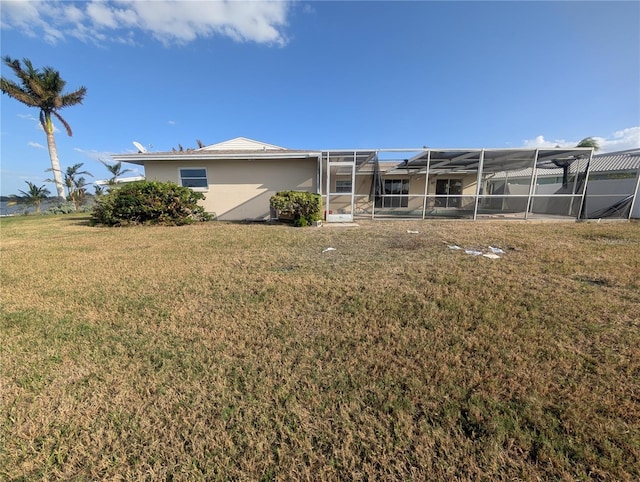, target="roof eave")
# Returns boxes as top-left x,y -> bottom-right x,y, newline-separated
112,151 -> 323,165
